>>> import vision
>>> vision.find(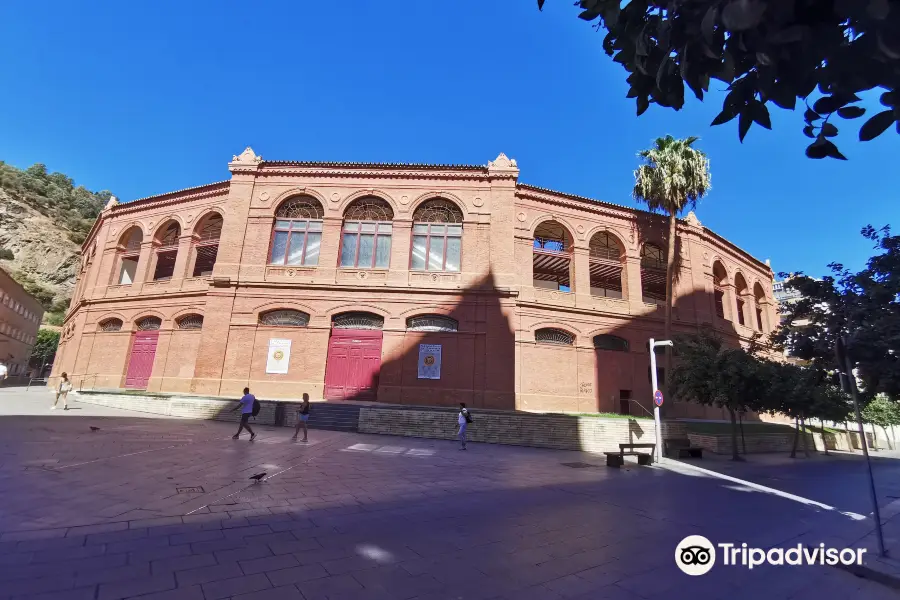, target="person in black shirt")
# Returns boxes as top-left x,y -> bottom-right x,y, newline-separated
292,393 -> 310,442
